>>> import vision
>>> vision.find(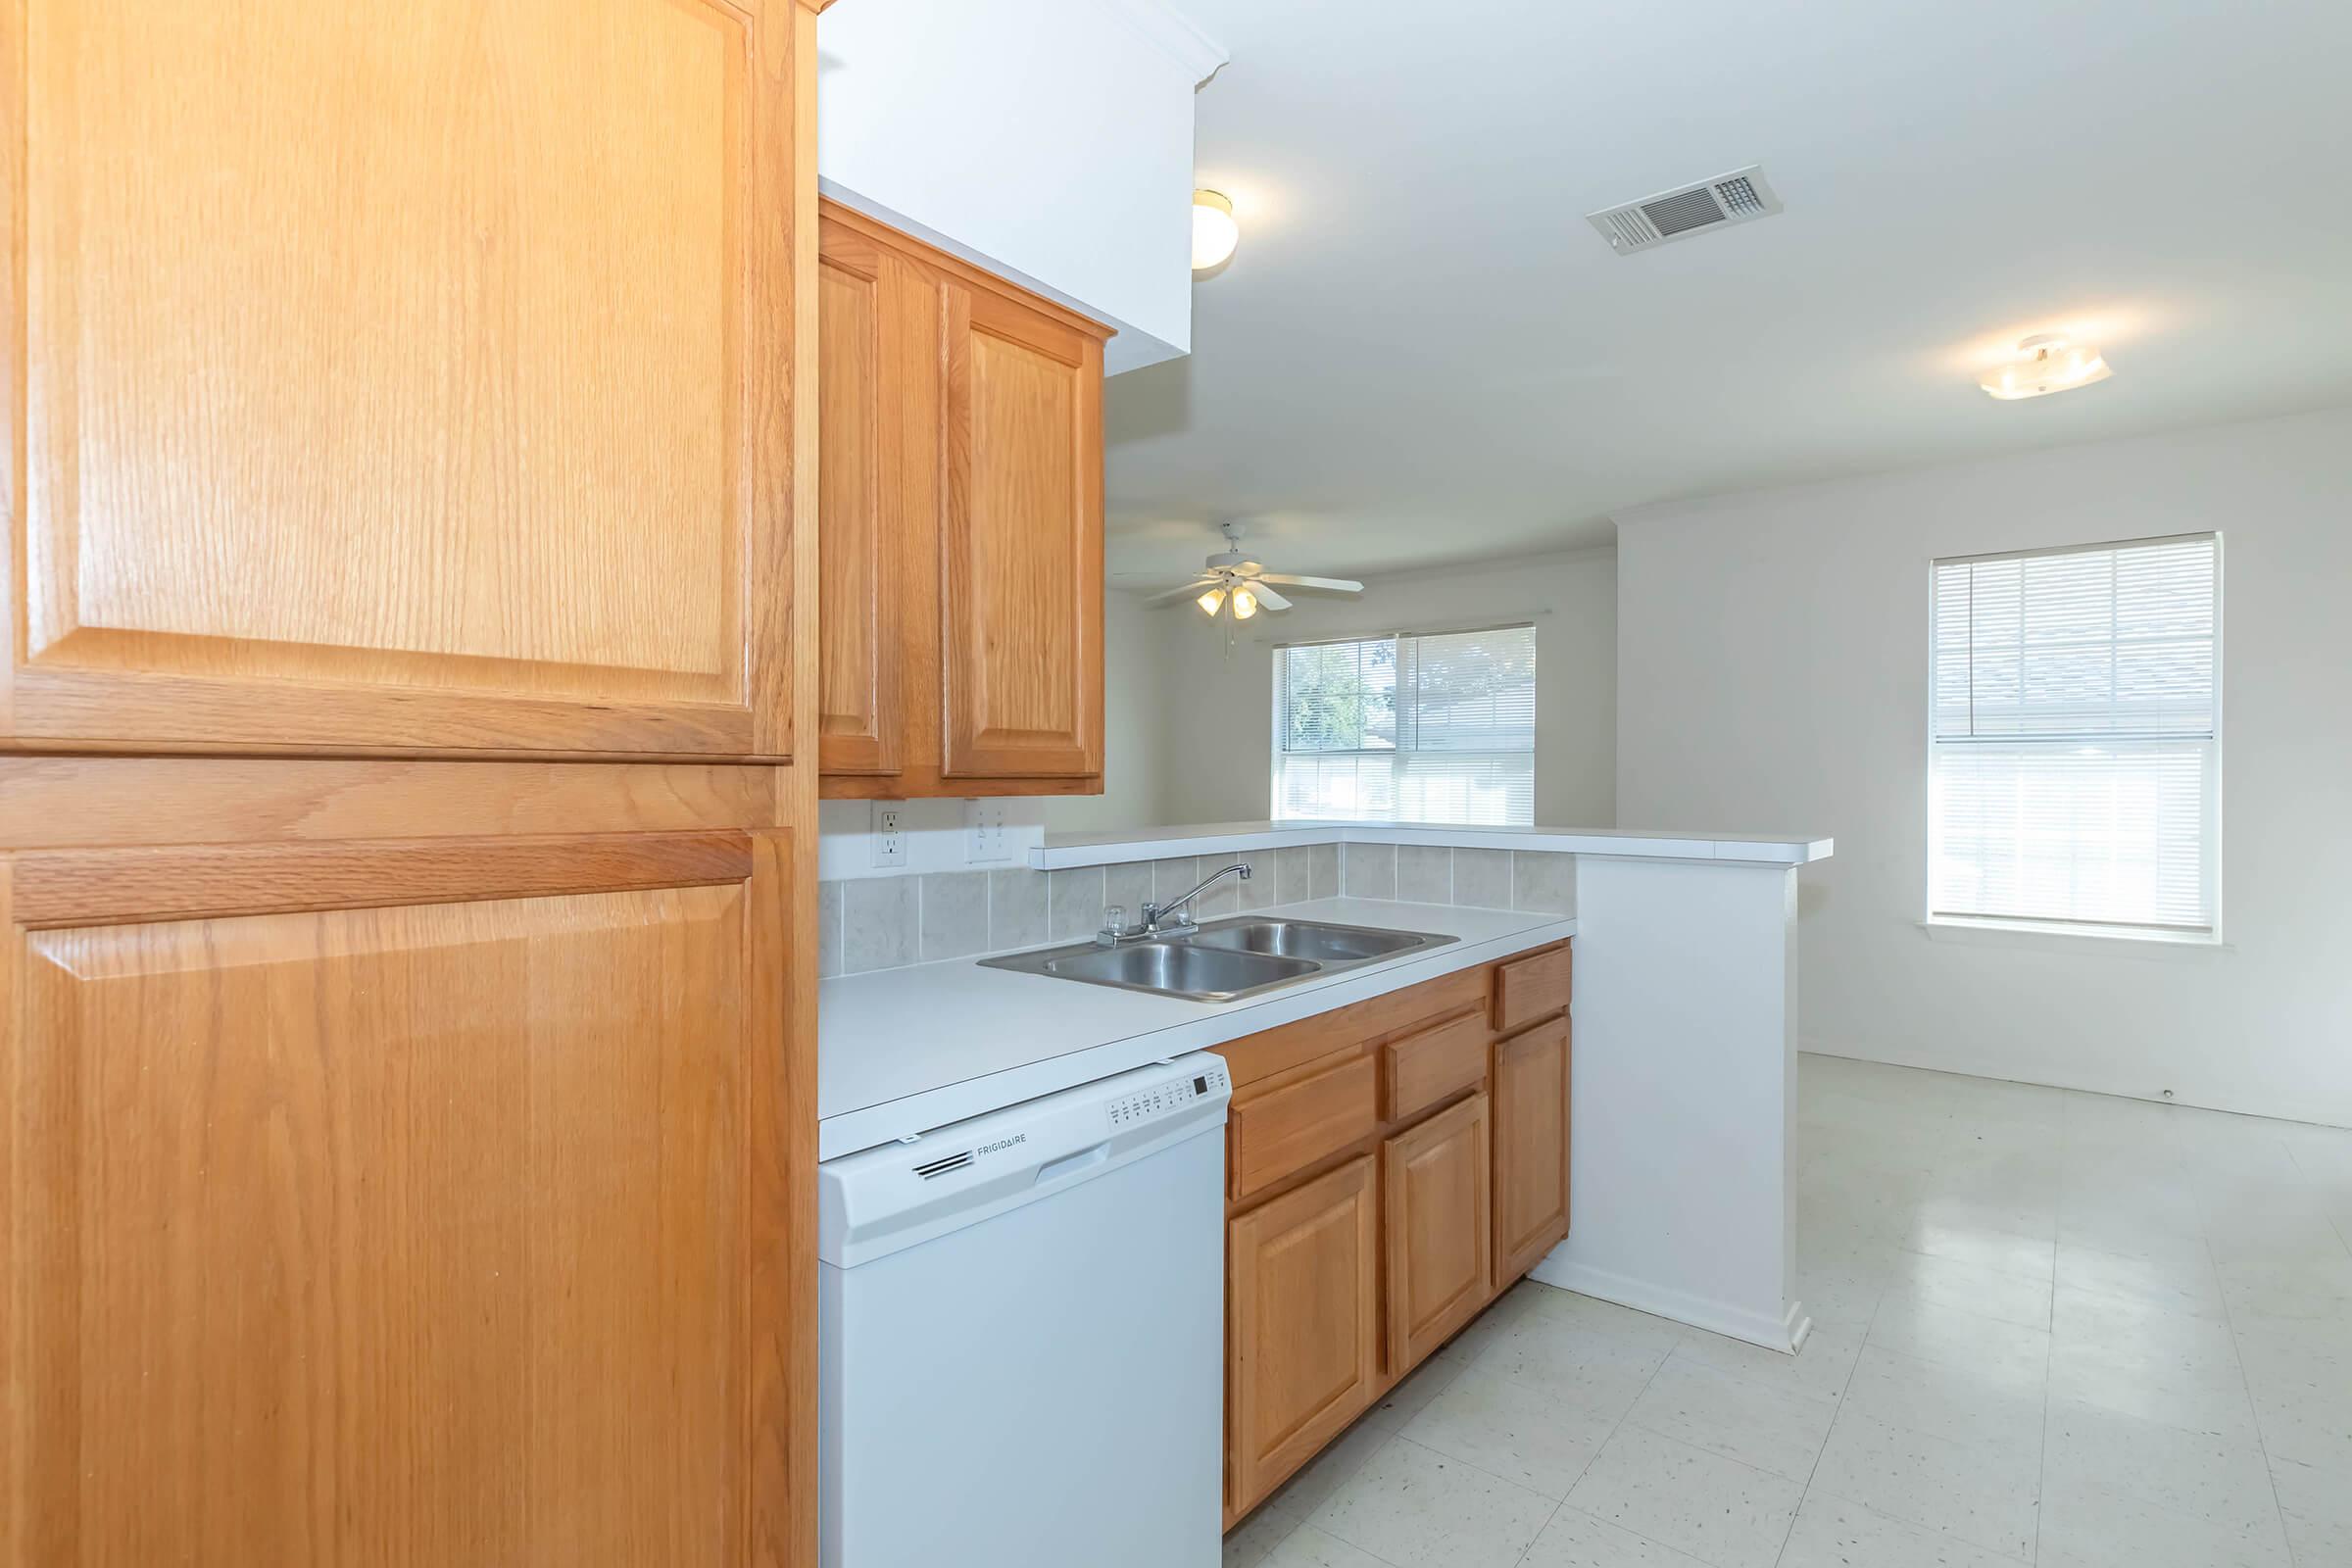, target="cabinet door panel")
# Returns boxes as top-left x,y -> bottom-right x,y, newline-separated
5,0 -> 798,758
1383,1092 -> 1493,1372
1227,1156 -> 1380,1517
1494,1017 -> 1573,1280
0,830 -> 799,1567
939,285 -> 1103,778
815,223 -> 923,775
